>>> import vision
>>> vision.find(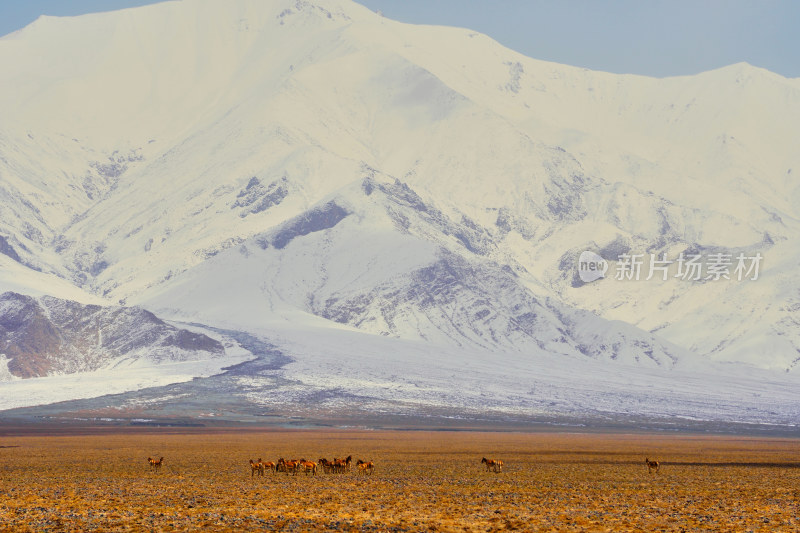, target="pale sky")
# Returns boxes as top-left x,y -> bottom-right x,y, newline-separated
1,0 -> 797,78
